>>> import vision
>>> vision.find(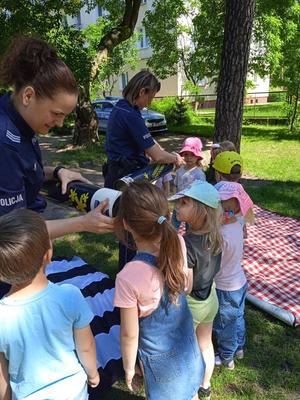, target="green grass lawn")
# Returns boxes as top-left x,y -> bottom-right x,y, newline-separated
169,123 -> 300,219
198,102 -> 287,118
51,123 -> 300,399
